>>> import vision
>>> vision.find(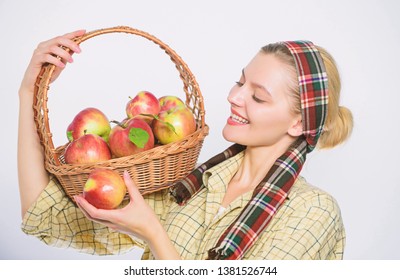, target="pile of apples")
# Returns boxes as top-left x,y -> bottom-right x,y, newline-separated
62,91 -> 196,209
63,91 -> 196,164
